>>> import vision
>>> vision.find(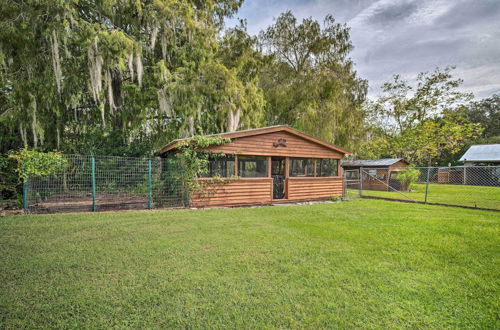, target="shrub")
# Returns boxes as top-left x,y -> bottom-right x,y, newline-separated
396,169 -> 420,191
0,155 -> 18,201
9,149 -> 67,183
